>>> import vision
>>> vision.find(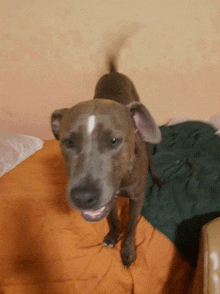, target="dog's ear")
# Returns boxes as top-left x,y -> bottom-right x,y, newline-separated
127,102 -> 162,144
51,108 -> 68,140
